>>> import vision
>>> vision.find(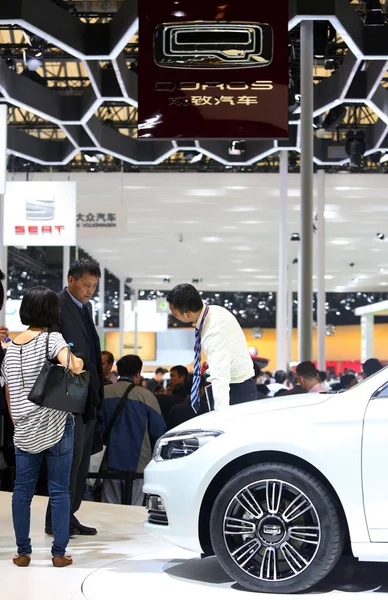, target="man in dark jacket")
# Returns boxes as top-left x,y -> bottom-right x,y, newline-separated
100,354 -> 165,505
45,258 -> 104,536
